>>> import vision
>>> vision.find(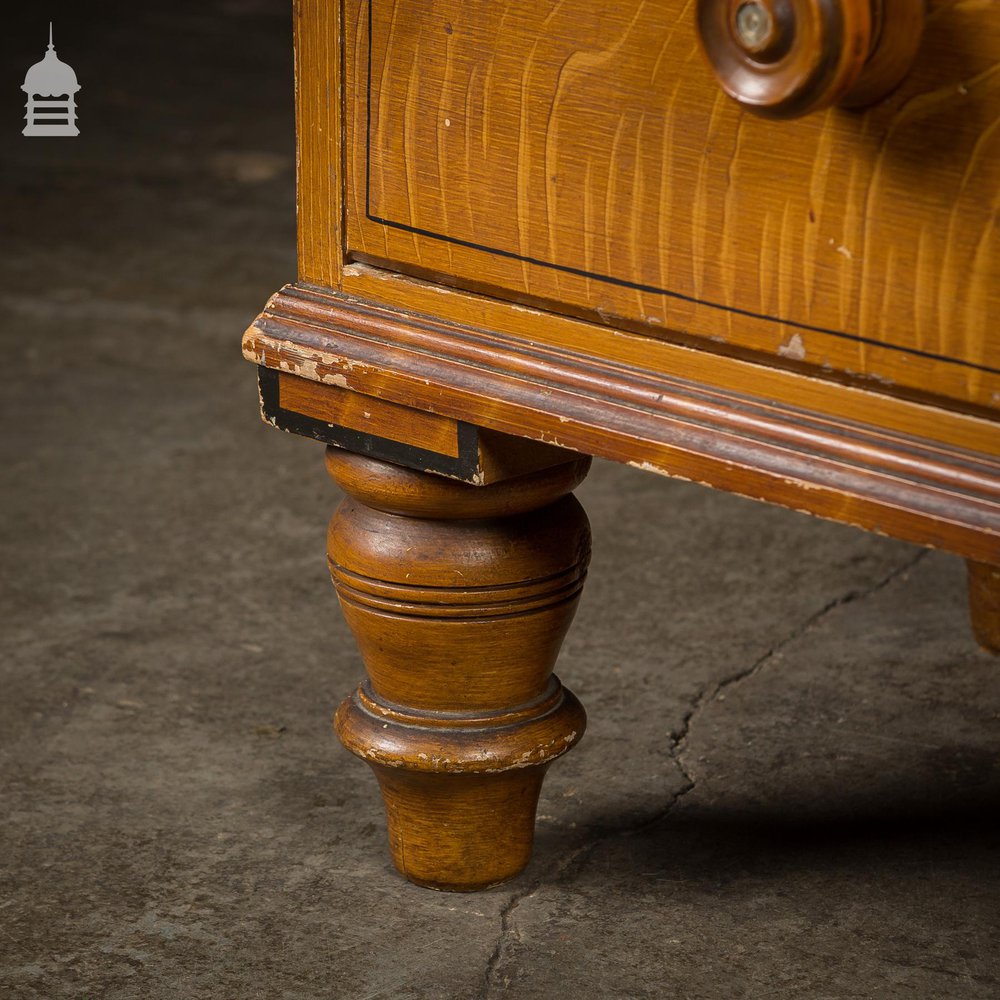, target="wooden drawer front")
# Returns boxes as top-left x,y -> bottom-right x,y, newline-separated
344,0 -> 1000,413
